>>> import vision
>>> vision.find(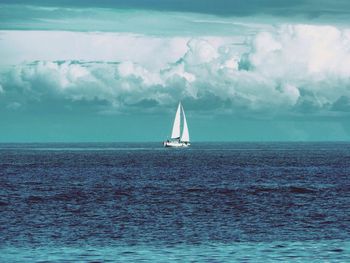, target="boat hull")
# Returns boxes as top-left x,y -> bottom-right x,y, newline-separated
163,141 -> 190,148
